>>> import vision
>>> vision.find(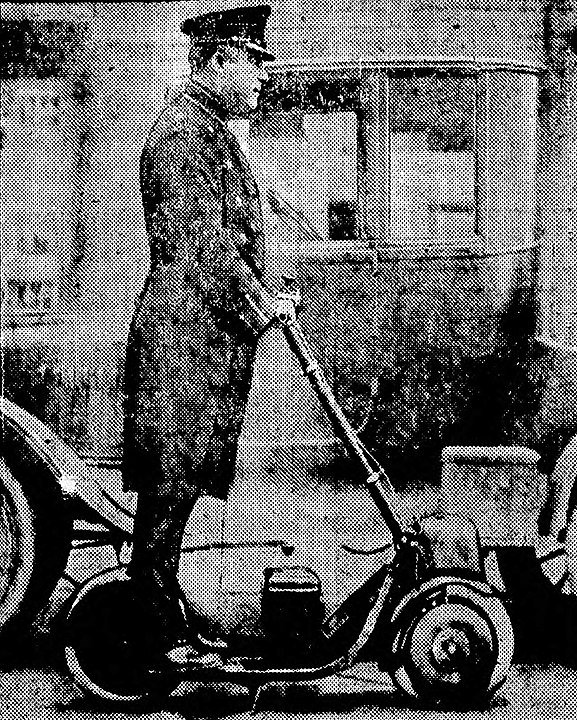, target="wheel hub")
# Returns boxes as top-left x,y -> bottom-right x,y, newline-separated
430,625 -> 471,671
